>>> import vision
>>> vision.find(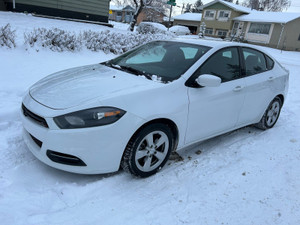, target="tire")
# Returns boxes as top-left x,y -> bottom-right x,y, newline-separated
121,123 -> 174,178
255,97 -> 282,130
